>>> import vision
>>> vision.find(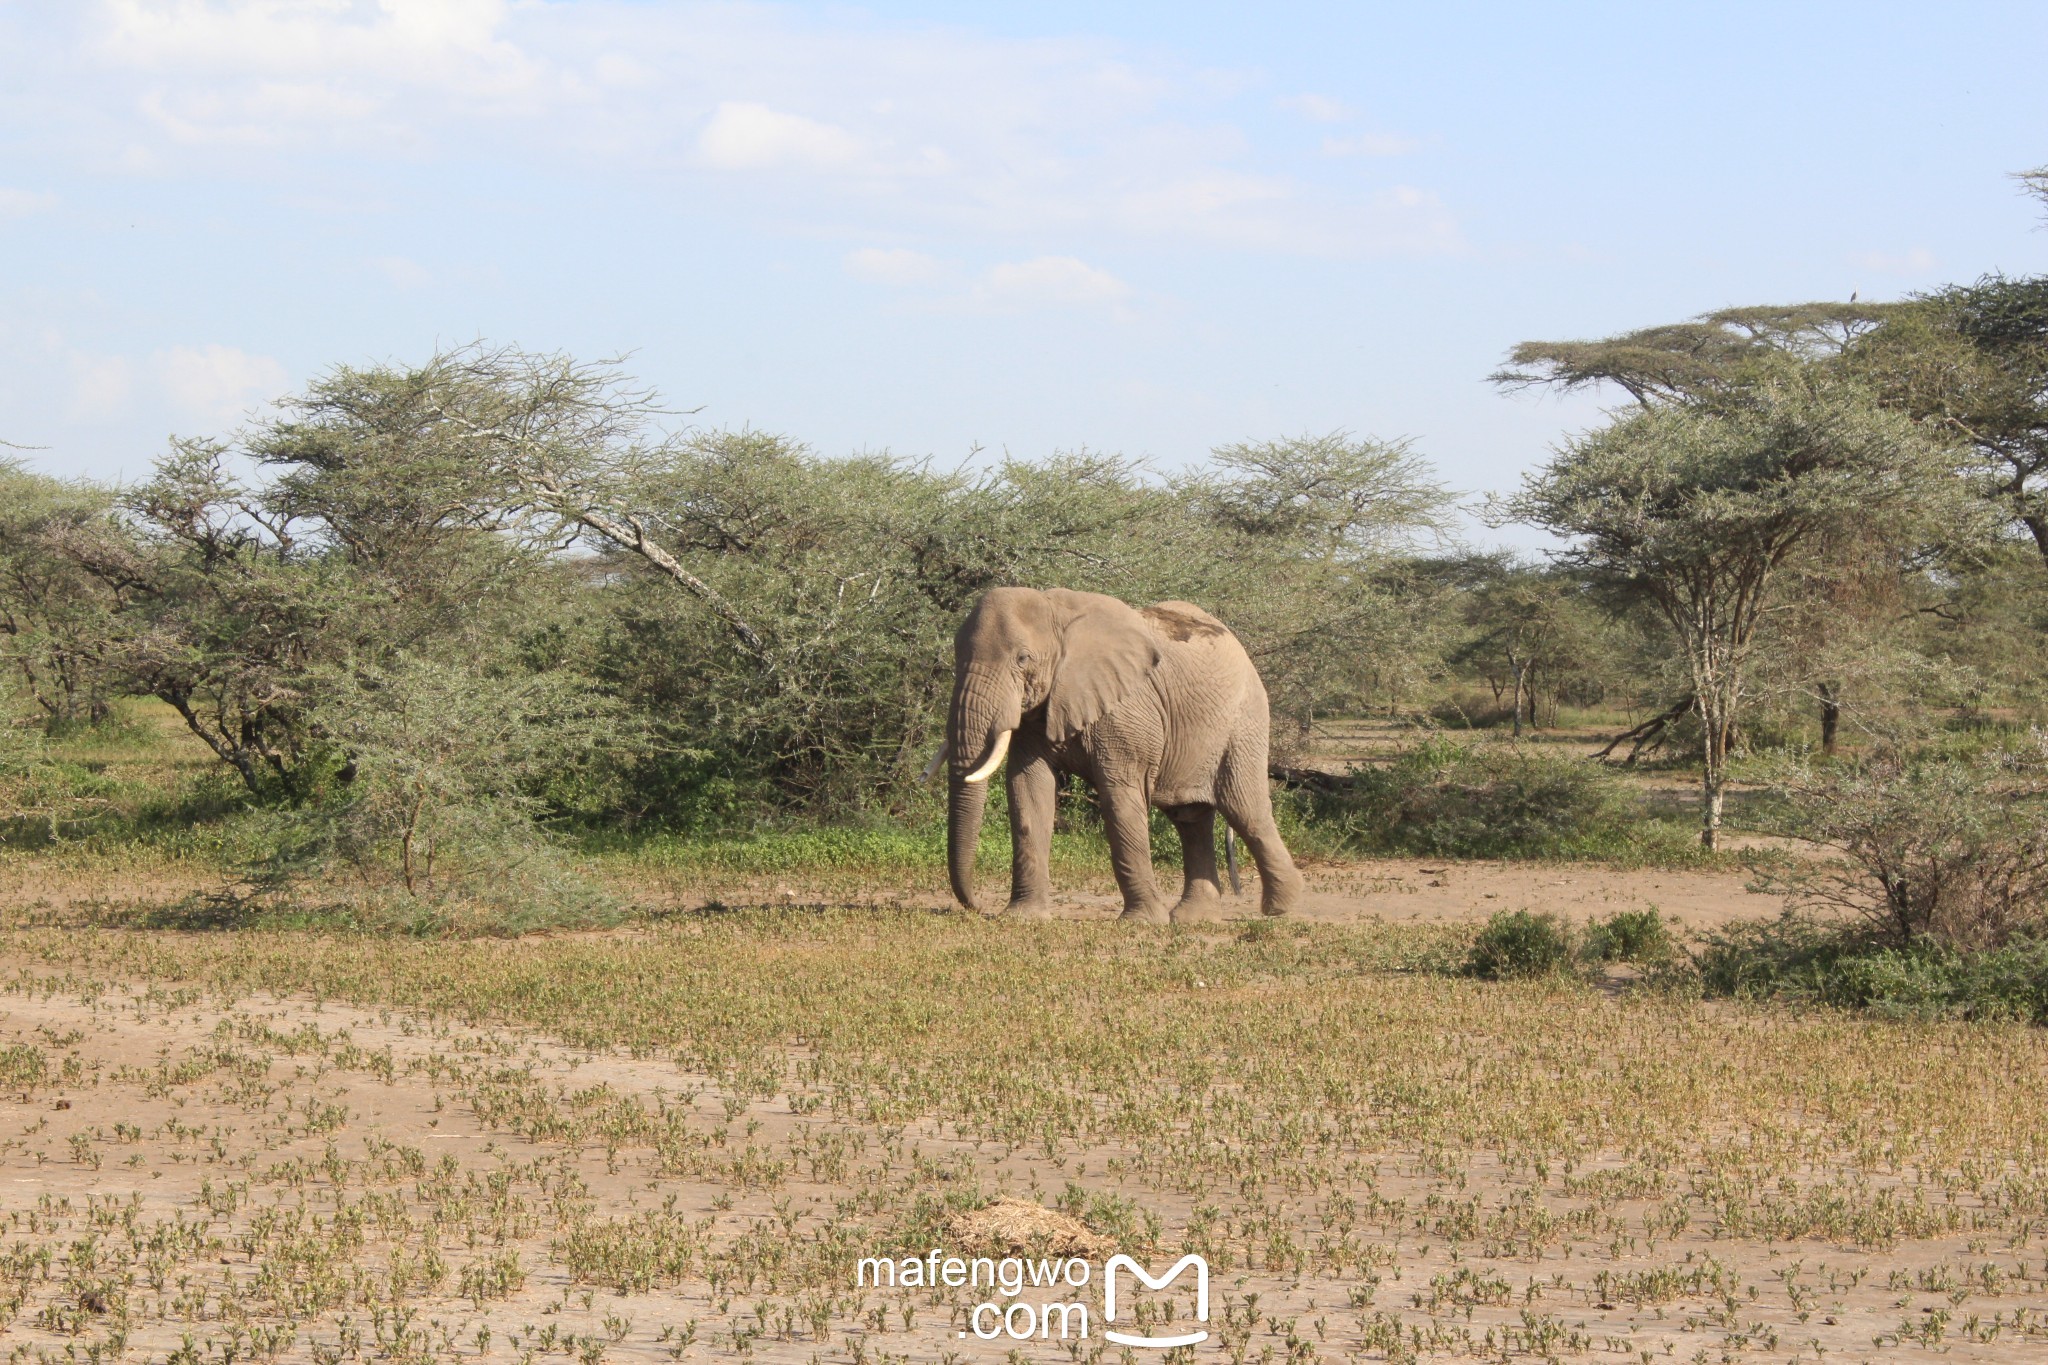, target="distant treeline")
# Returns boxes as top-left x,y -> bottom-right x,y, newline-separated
1,240 -> 2044,854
